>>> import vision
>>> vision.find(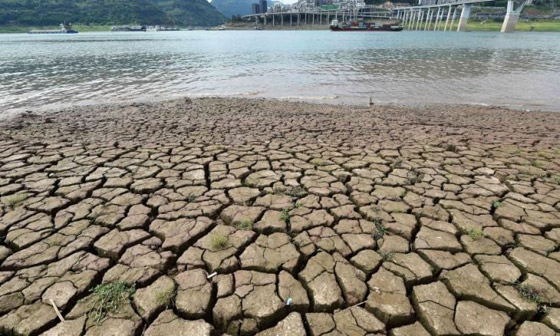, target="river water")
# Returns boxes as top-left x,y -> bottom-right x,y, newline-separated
1,30 -> 559,114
